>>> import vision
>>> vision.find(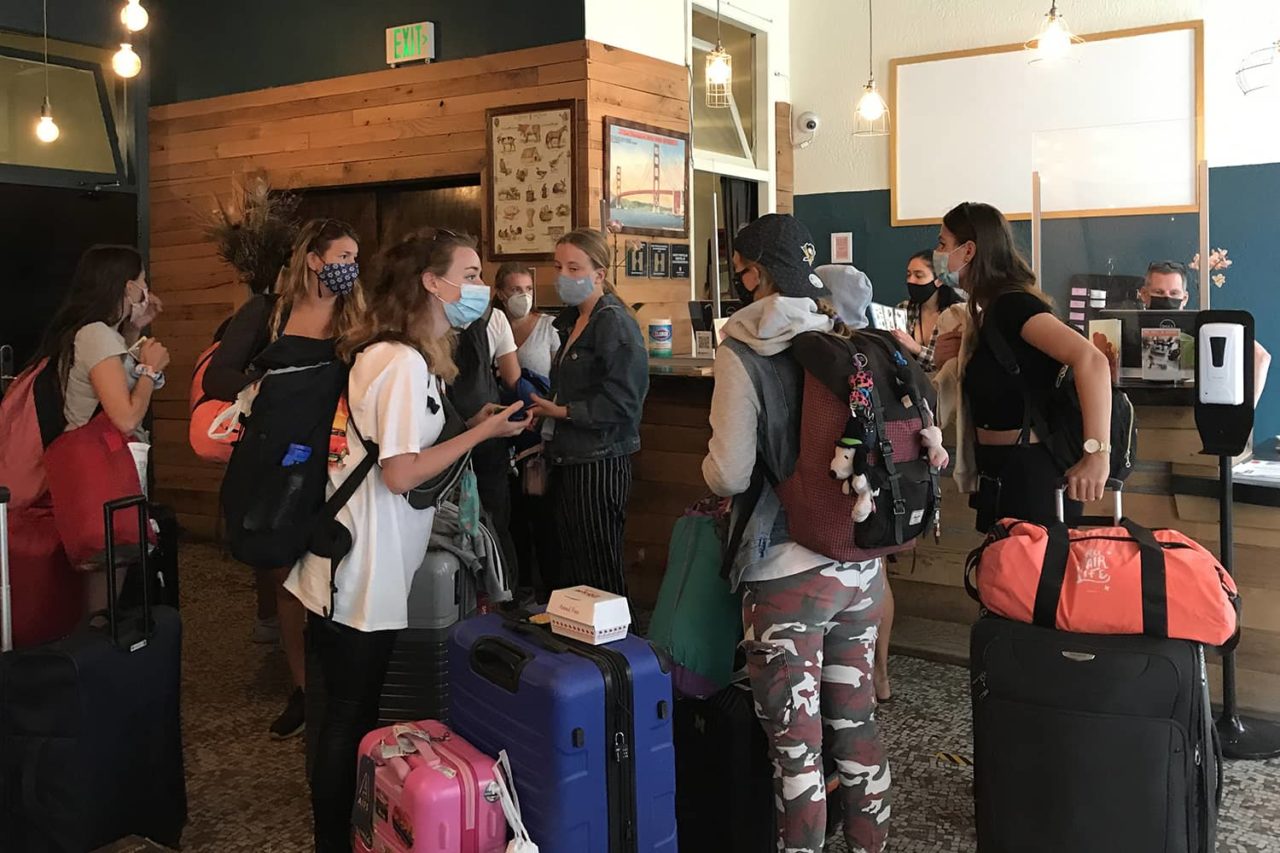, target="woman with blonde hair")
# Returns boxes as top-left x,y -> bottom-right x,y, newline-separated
205,218 -> 365,740
528,228 -> 649,595
287,227 -> 524,851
